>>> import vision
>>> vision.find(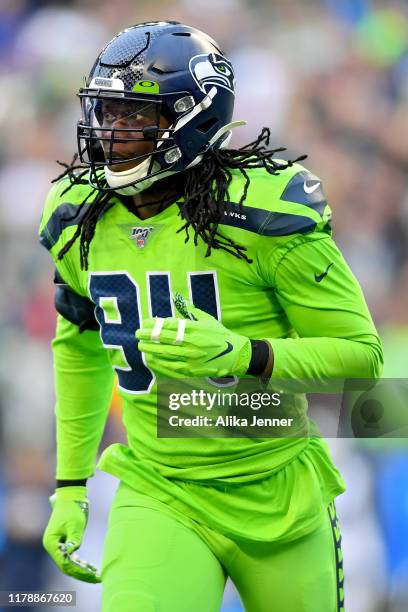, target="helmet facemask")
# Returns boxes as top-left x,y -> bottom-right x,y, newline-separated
77,88 -> 181,194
